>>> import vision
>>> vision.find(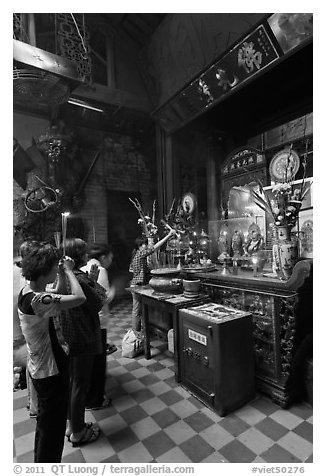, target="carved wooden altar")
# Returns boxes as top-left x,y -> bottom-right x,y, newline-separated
183,259 -> 312,407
